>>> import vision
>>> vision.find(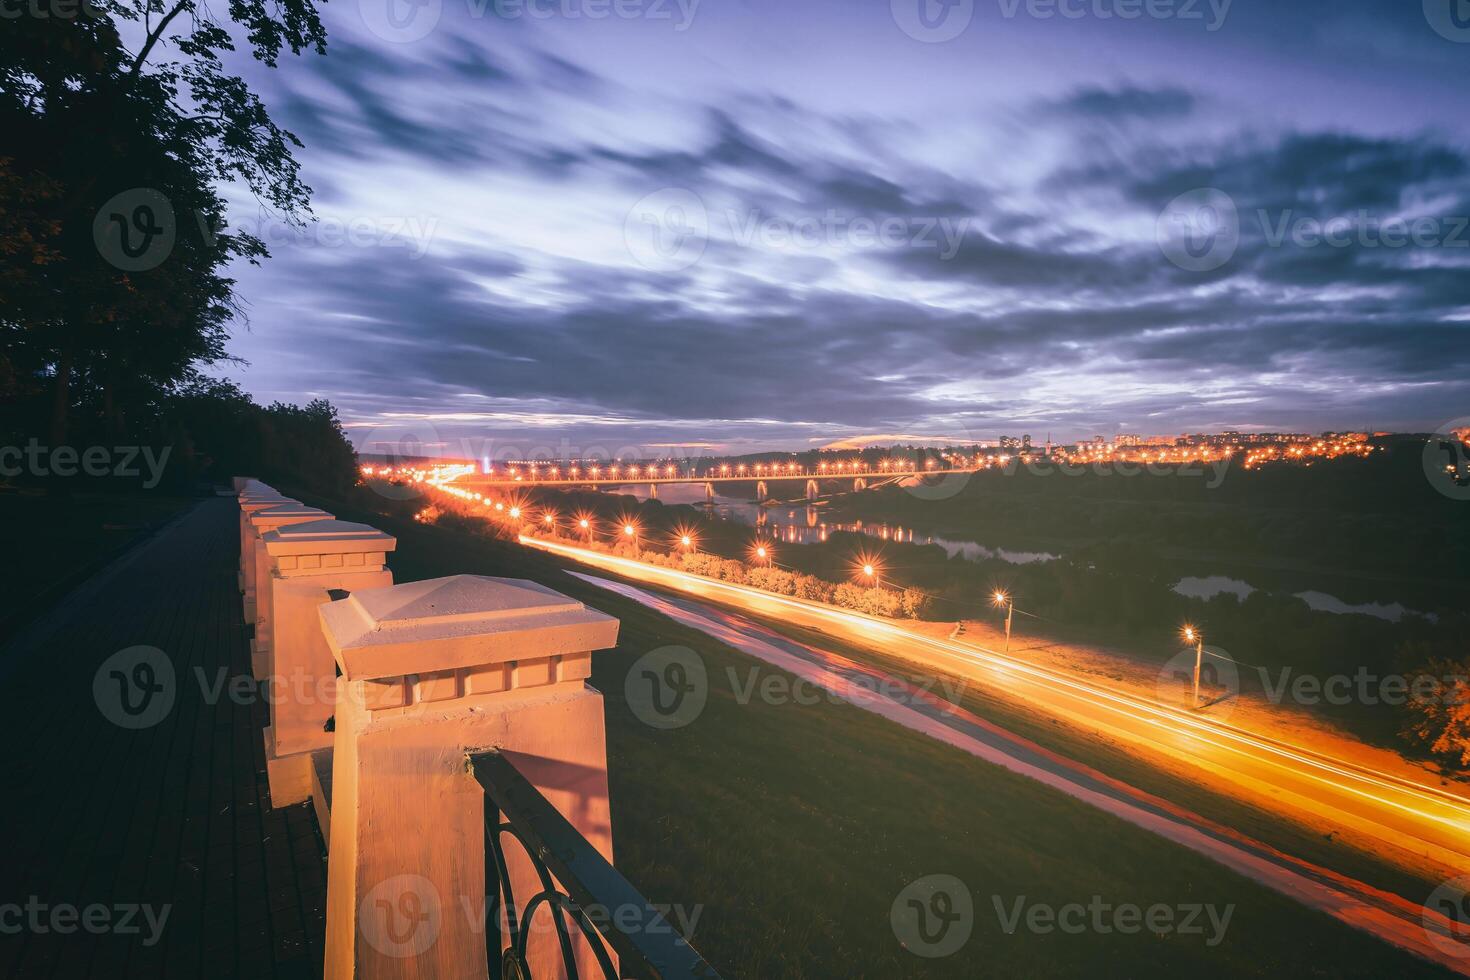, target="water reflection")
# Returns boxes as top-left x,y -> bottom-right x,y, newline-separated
1172,575 -> 1428,623
616,483 -> 1058,565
